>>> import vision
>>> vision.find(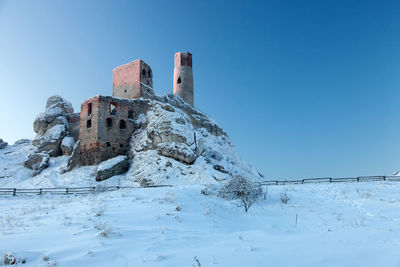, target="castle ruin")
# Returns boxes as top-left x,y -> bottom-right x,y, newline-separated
78,52 -> 194,165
